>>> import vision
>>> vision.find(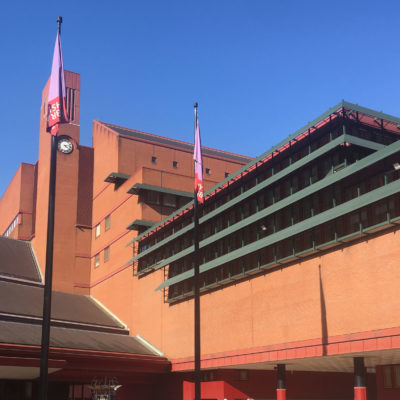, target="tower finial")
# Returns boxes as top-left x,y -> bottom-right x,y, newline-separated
57,16 -> 63,34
